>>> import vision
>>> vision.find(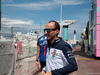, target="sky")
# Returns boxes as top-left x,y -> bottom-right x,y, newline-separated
1,0 -> 92,40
